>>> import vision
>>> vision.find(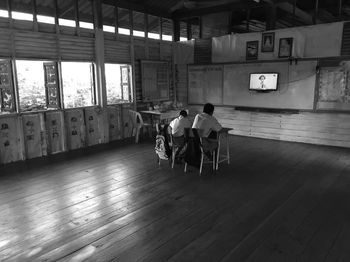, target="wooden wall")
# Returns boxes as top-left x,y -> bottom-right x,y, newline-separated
188,105 -> 350,149
0,105 -> 134,164
0,18 -> 175,165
